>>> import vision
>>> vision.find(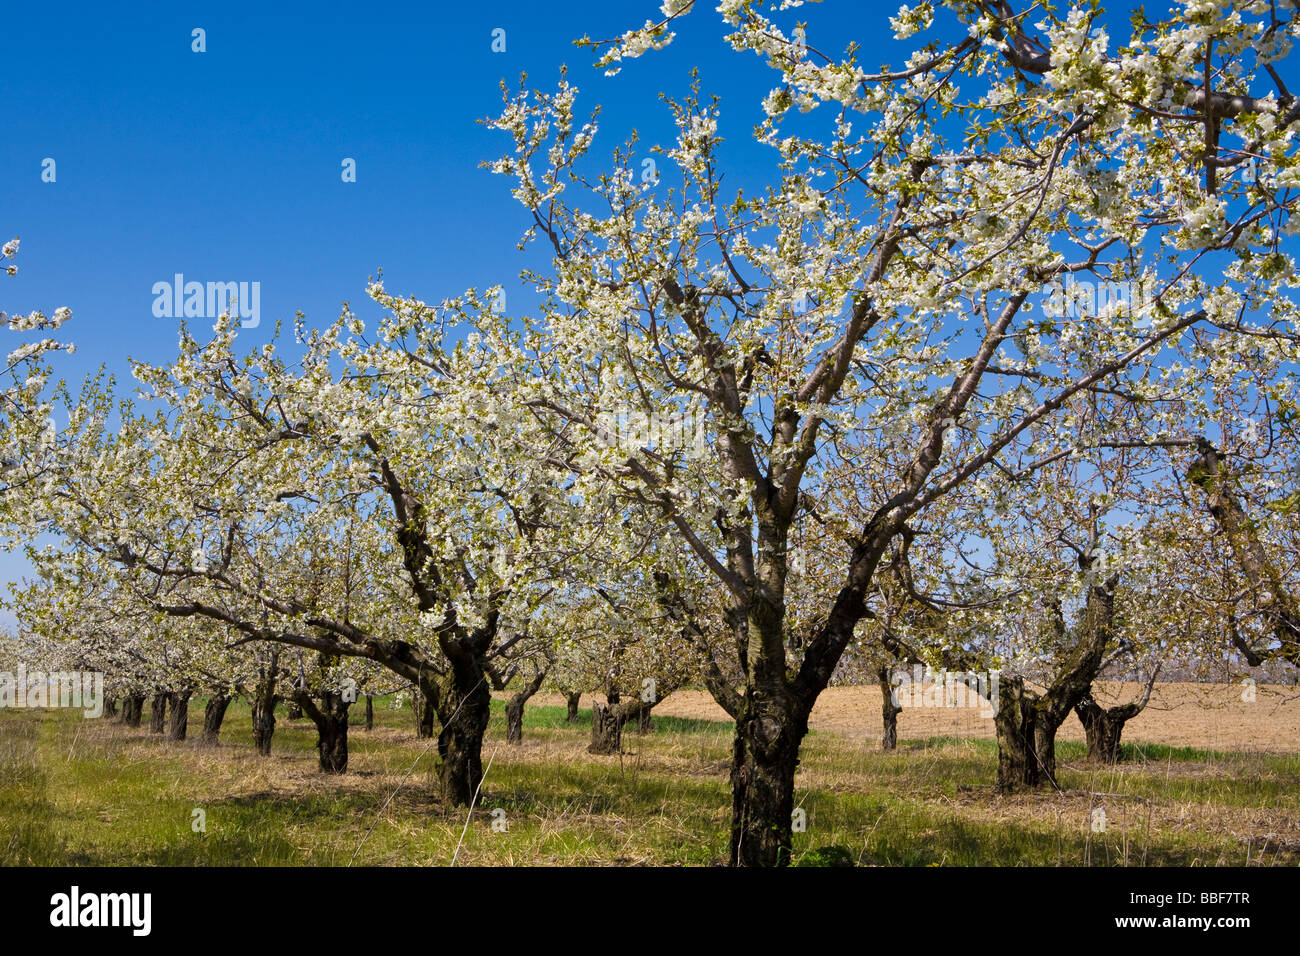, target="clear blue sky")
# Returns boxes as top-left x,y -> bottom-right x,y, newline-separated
9,1 -> 1172,623
1,1 -> 928,619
